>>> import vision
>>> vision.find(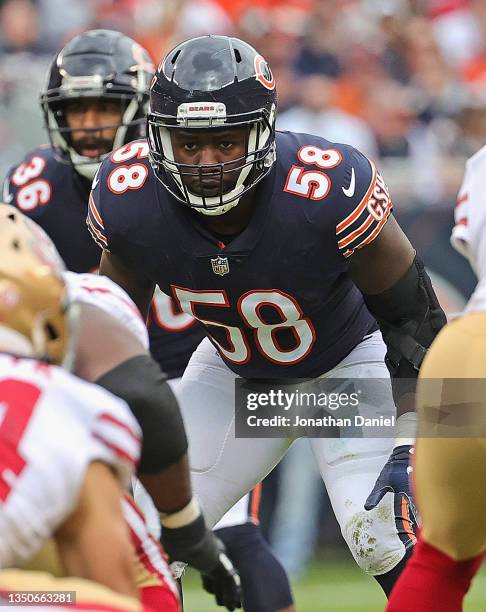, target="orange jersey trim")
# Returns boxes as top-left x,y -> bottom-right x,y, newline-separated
89,193 -> 105,229
401,495 -> 417,545
250,483 -> 262,524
